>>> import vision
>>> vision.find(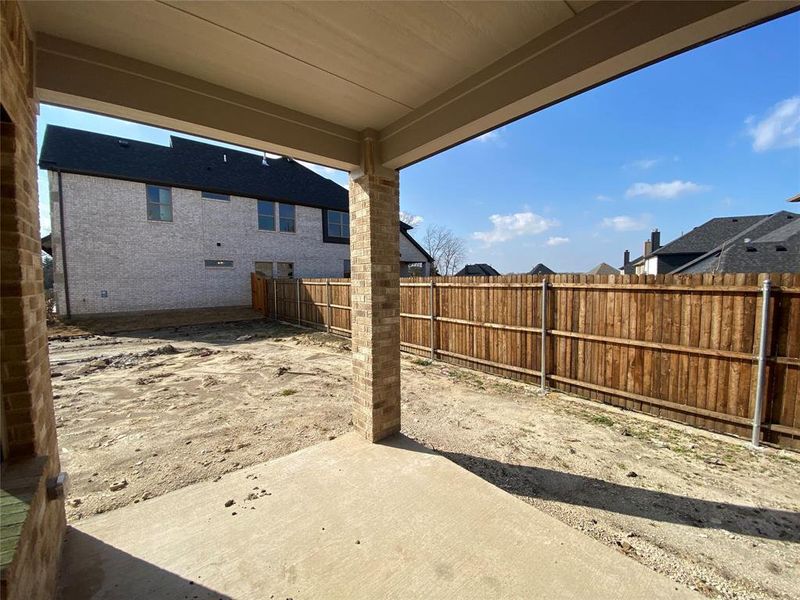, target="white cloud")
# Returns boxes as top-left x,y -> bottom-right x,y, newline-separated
624,158 -> 660,170
595,194 -> 612,202
473,212 -> 557,245
625,180 -> 708,199
545,236 -> 570,246
399,210 -> 423,227
601,215 -> 649,232
475,130 -> 500,143
746,96 -> 800,152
